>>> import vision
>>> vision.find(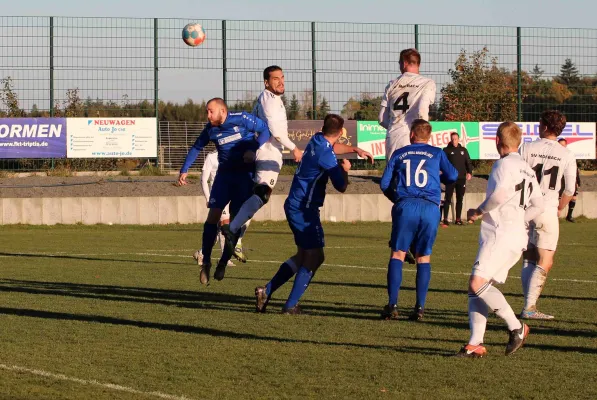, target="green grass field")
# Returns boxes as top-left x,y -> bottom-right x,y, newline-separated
1,221 -> 596,399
